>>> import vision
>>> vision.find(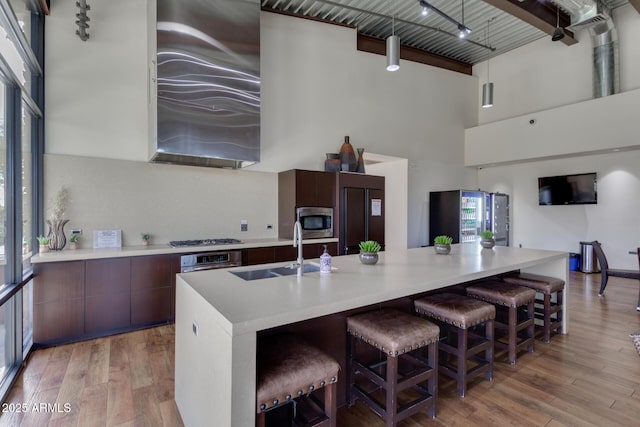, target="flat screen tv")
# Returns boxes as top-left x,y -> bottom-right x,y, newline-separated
538,173 -> 597,205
